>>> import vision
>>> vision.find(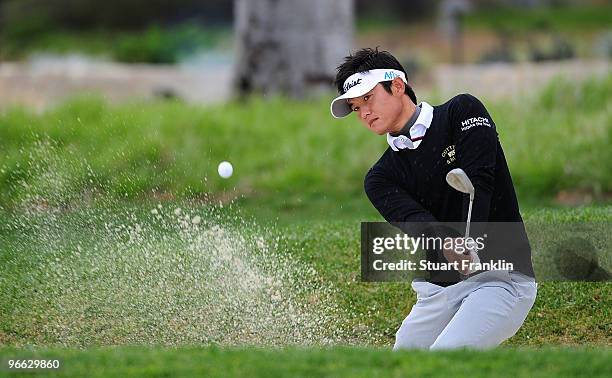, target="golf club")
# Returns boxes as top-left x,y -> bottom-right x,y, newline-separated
446,168 -> 480,275
446,168 -> 475,239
